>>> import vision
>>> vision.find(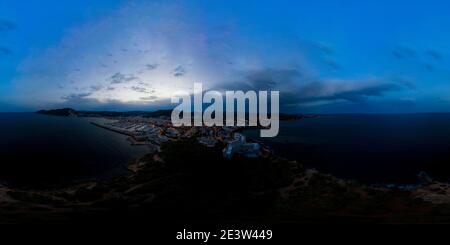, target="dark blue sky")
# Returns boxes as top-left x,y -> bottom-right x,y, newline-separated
1,0 -> 450,112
